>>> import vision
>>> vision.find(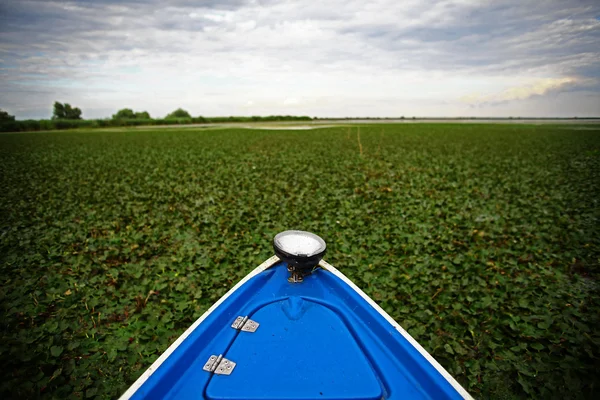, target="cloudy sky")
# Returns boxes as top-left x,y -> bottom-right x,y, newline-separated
0,0 -> 599,119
